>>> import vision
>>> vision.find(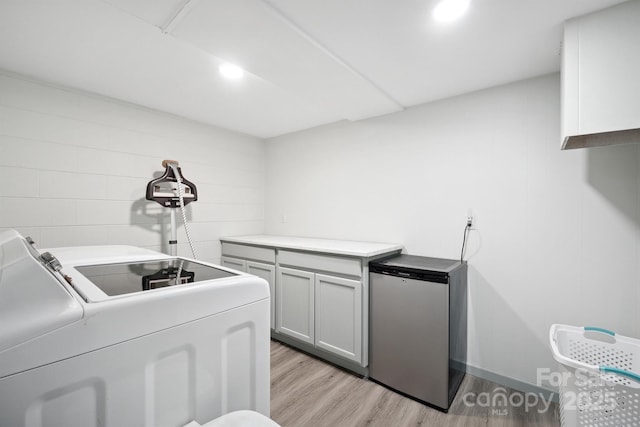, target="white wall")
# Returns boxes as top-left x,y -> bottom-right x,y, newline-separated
0,71 -> 265,263
2,68 -> 638,392
265,74 -> 640,390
